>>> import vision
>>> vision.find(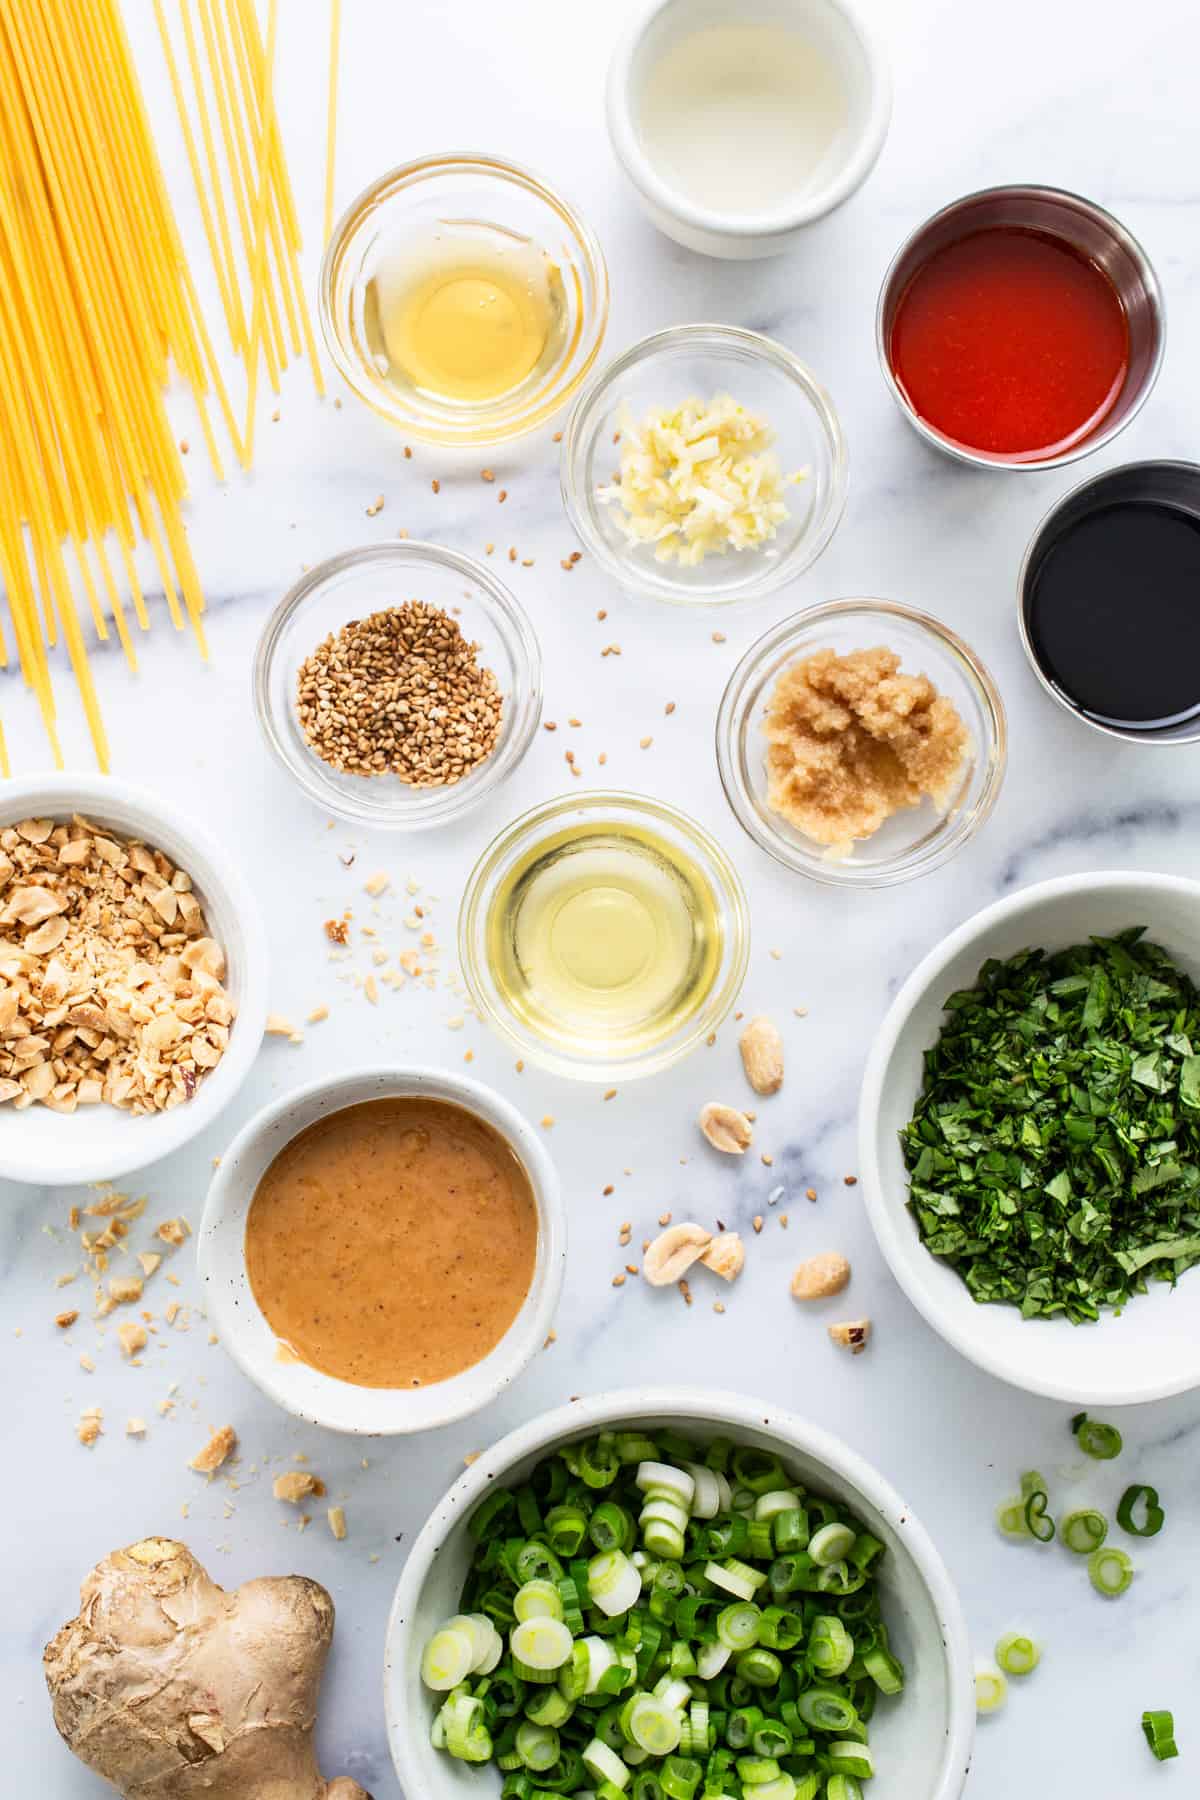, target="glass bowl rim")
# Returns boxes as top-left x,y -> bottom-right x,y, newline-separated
458,787 -> 751,1079
318,150 -> 611,446
252,538 -> 544,830
560,323 -> 849,607
715,596 -> 1008,888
